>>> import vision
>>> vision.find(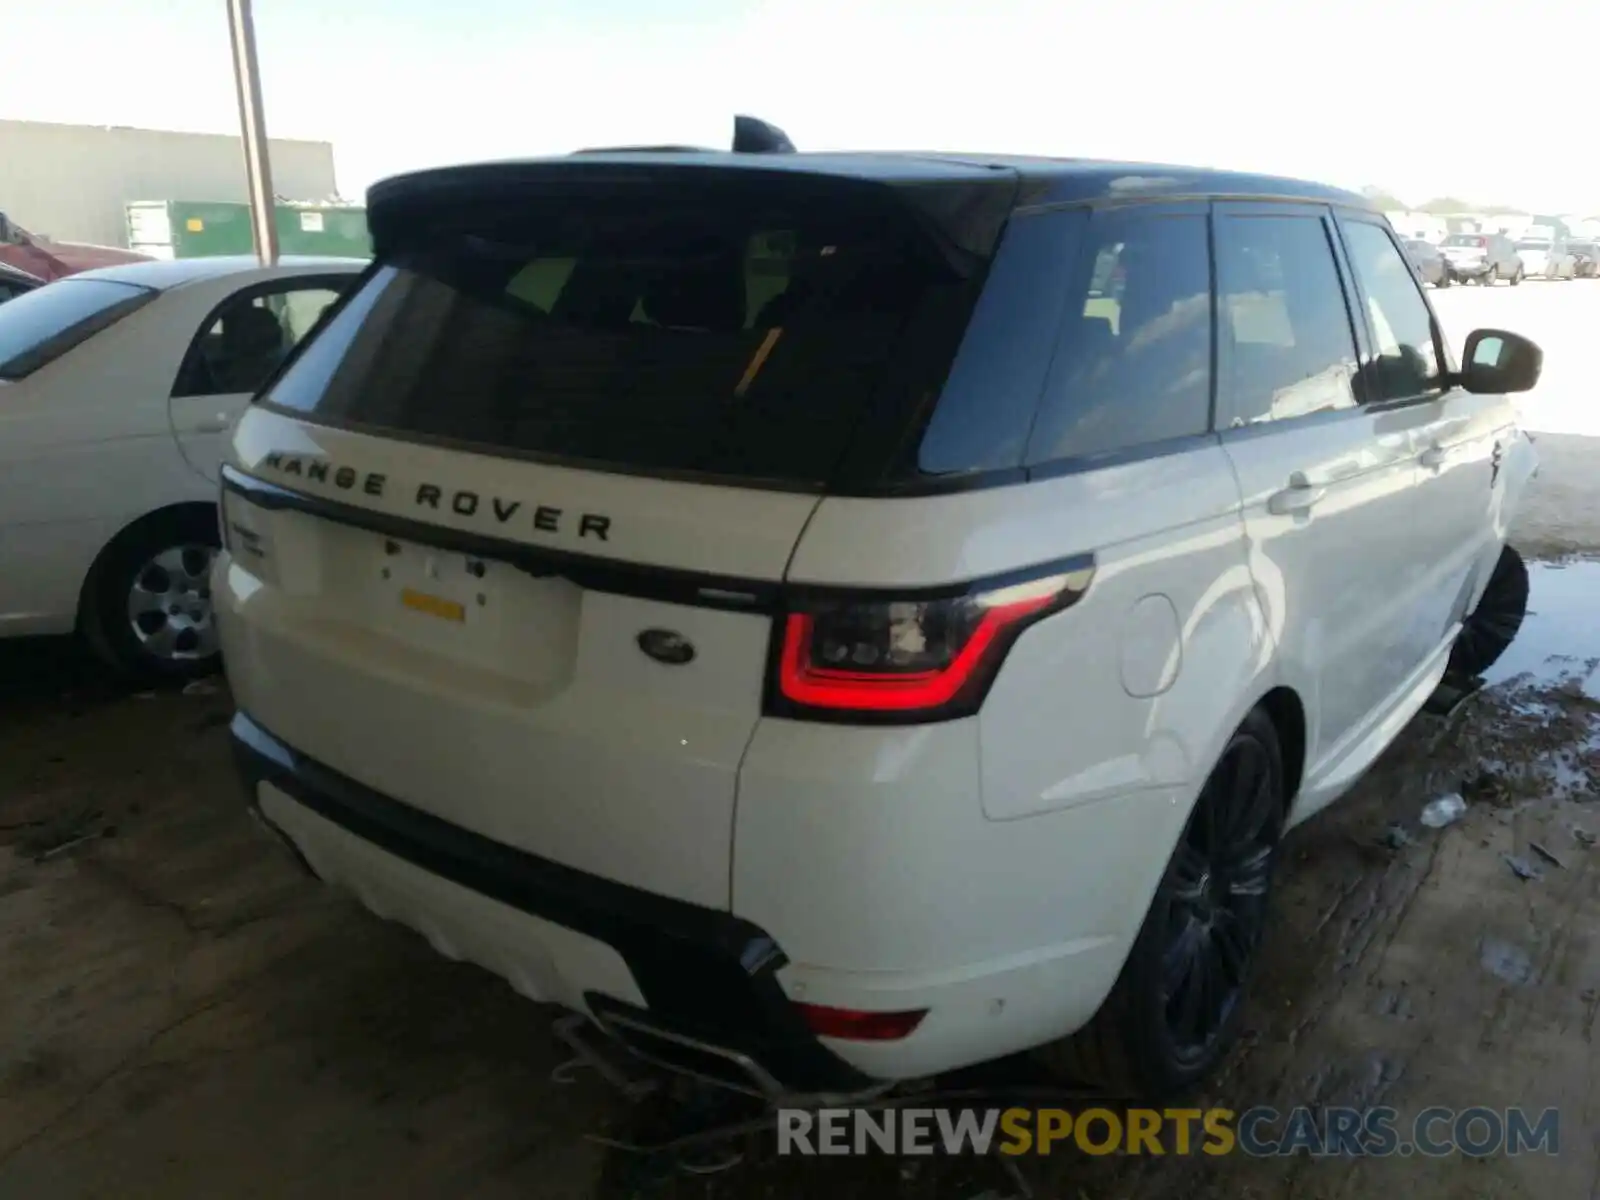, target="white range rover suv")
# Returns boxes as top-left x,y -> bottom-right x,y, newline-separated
215,134 -> 1542,1101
